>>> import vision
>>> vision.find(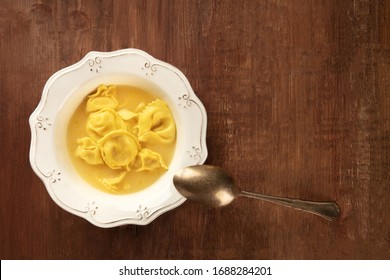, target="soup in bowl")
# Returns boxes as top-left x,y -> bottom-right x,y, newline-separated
30,49 -> 207,227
